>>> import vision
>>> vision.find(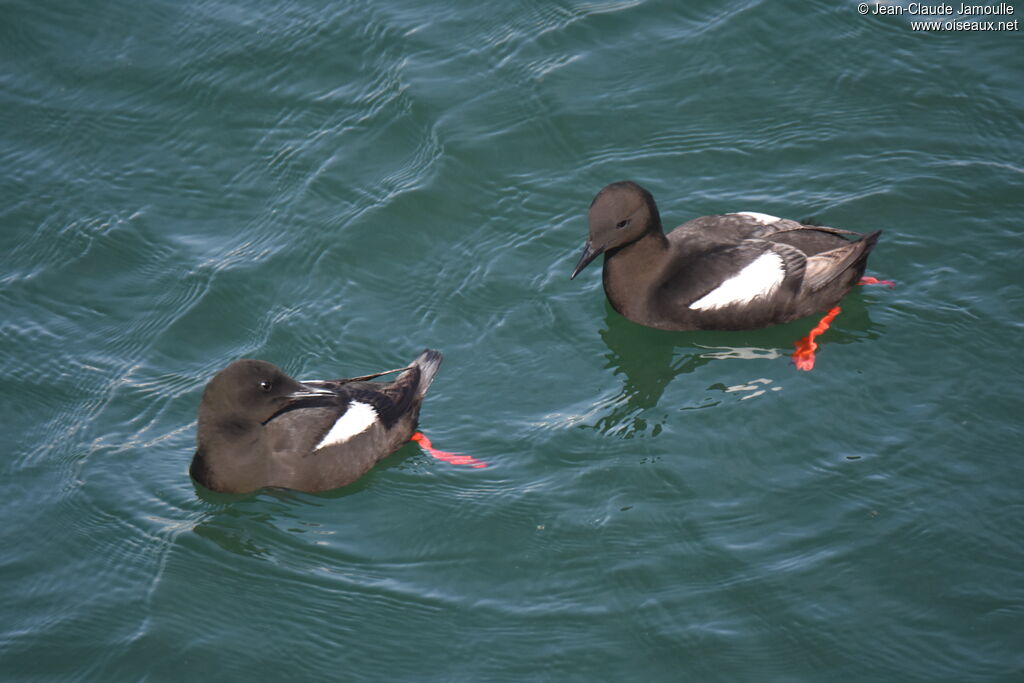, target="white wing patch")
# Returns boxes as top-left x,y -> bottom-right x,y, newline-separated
314,401 -> 378,450
732,211 -> 781,225
689,252 -> 786,311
